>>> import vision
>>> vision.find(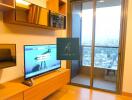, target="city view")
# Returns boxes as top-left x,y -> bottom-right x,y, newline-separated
81,6 -> 121,70
82,46 -> 118,70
